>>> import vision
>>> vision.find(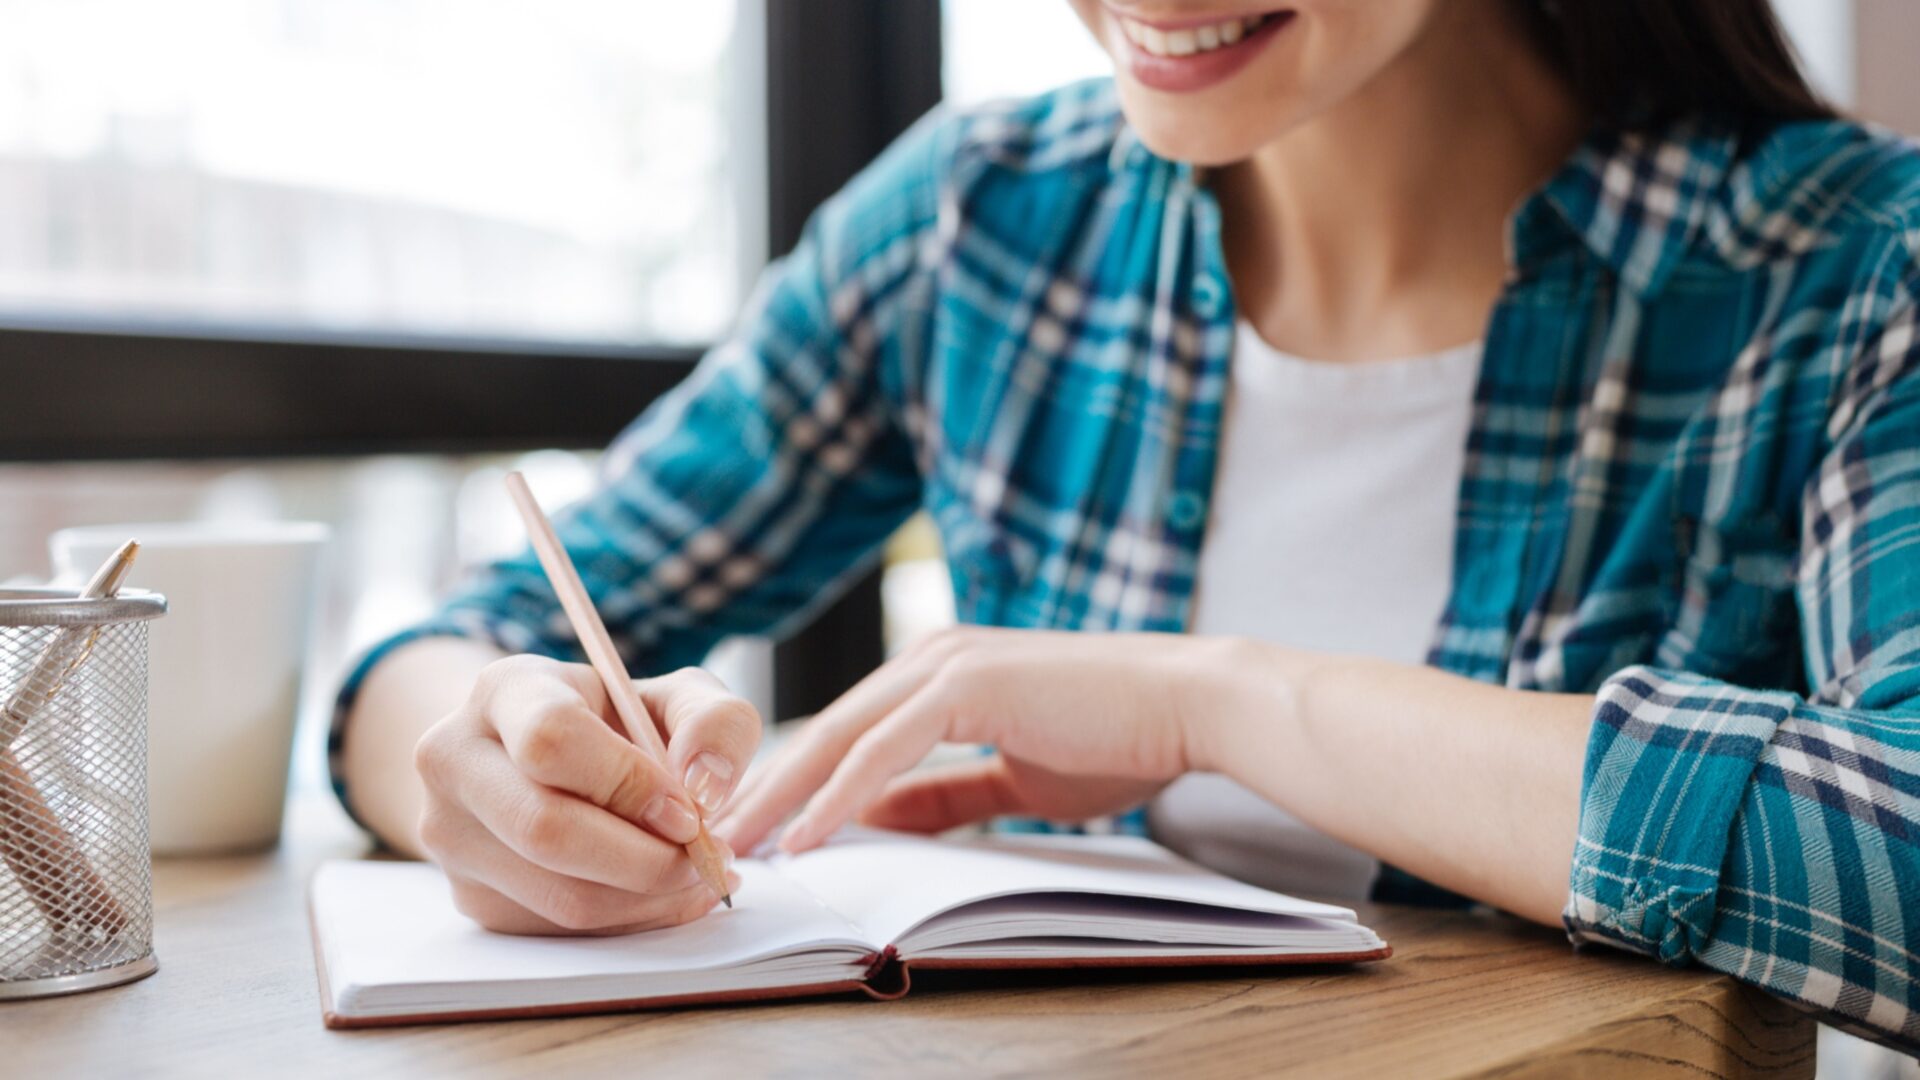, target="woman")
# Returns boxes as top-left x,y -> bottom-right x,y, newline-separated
334,0 -> 1920,1052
